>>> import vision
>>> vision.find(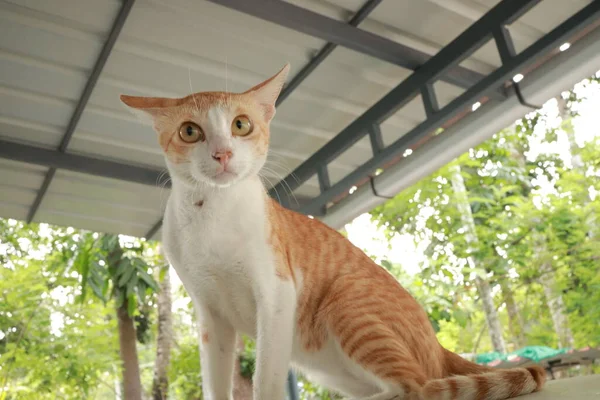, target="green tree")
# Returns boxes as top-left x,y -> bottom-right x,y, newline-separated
71,233 -> 159,399
0,220 -> 120,399
152,251 -> 173,400
371,75 -> 600,355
